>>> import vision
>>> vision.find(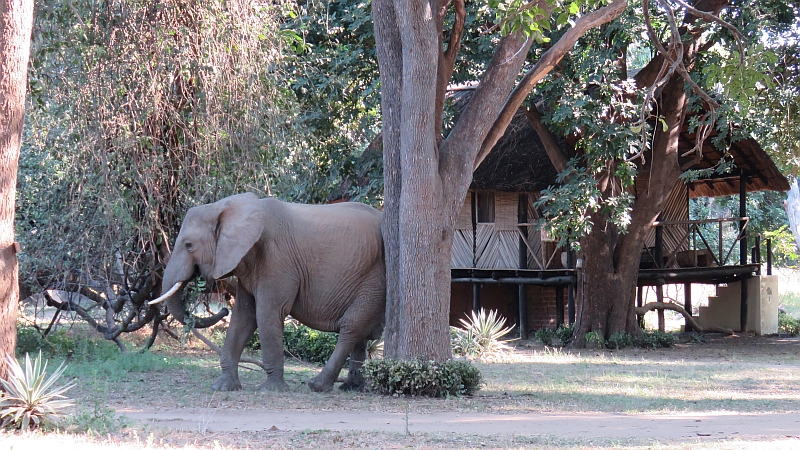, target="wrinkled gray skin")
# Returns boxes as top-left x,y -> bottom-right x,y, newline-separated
160,193 -> 385,392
